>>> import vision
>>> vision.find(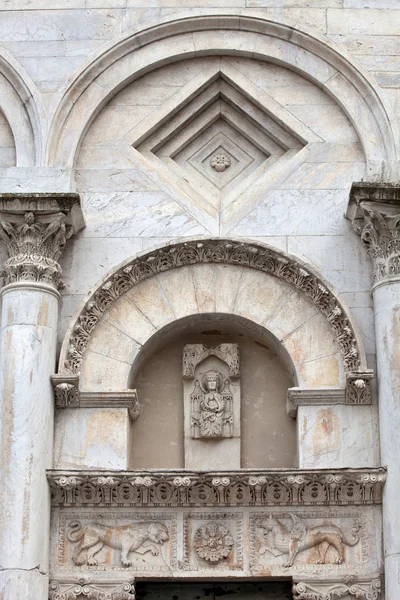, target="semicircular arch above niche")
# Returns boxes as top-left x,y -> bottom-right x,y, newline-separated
70,260 -> 346,391
75,55 -> 366,236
